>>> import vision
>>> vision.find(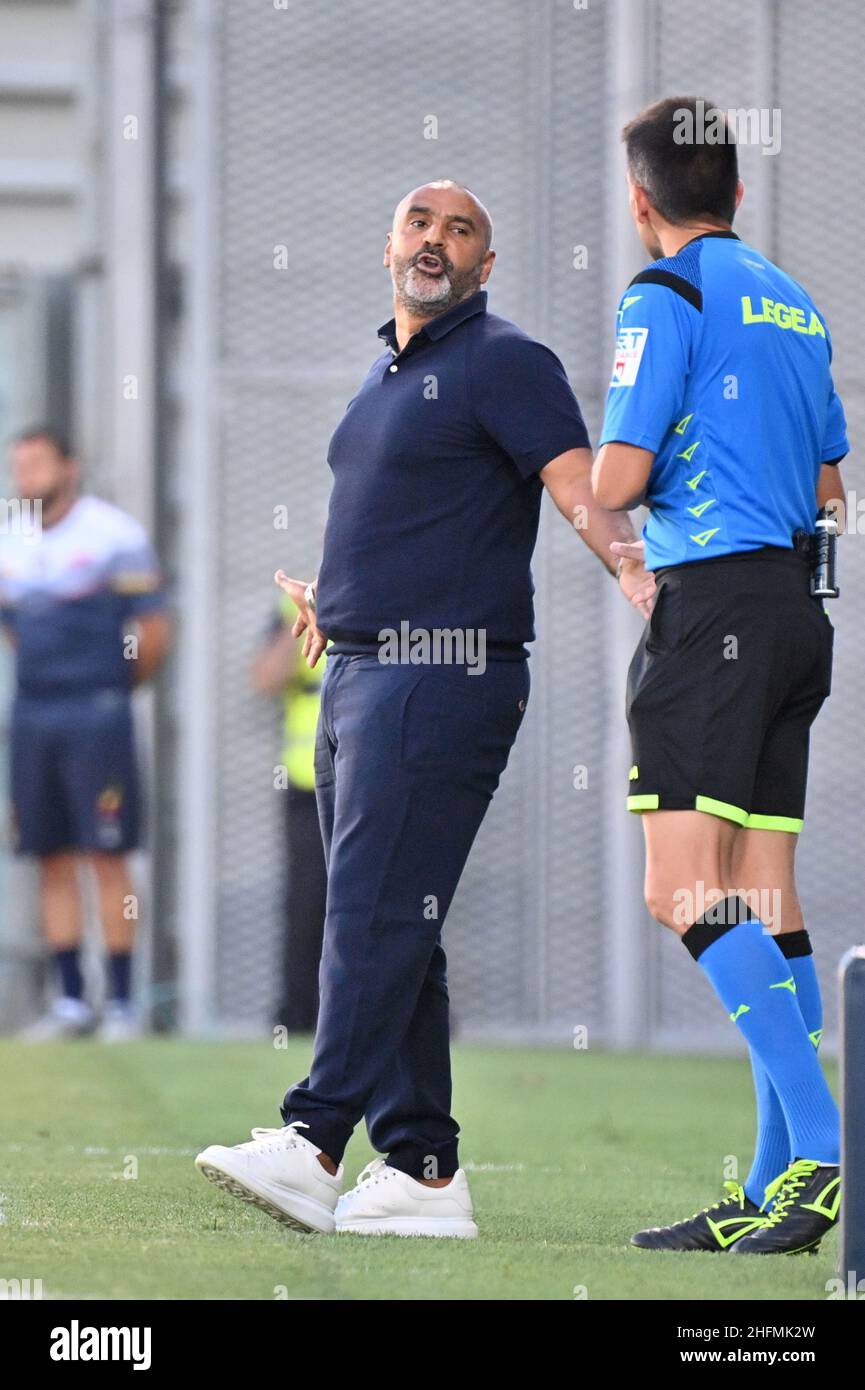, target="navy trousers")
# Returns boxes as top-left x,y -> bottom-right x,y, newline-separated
281,653 -> 529,1179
